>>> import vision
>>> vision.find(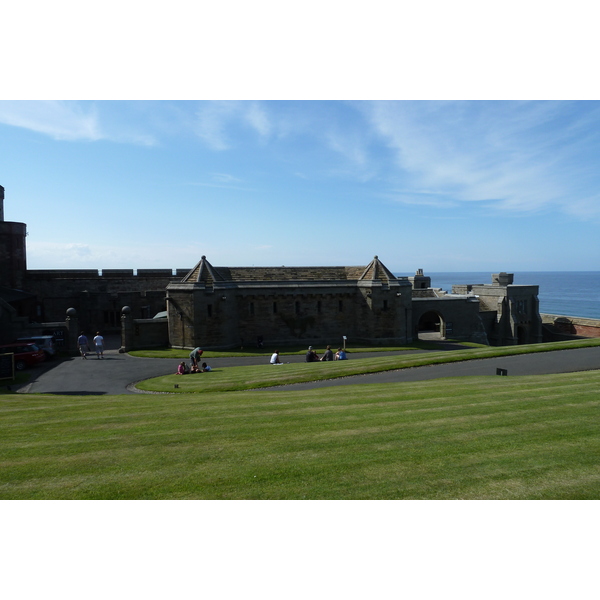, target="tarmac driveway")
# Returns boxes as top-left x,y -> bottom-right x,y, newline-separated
12,341 -> 600,396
